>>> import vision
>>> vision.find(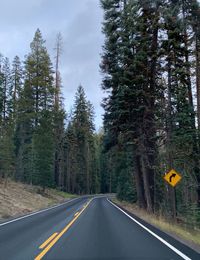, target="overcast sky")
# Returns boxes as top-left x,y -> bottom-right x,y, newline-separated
0,0 -> 105,129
